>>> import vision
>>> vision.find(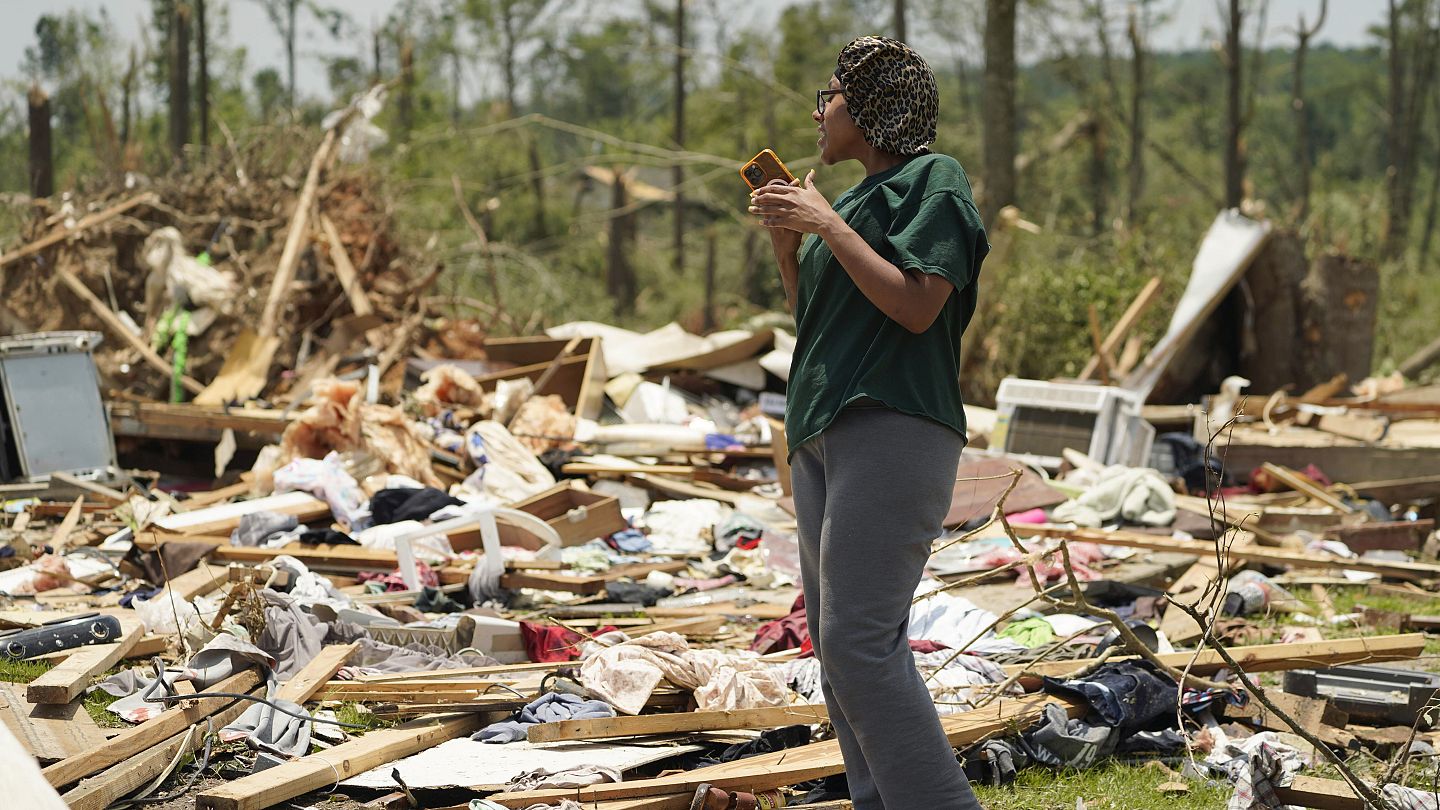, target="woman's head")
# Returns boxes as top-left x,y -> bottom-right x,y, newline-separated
814,36 -> 938,165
